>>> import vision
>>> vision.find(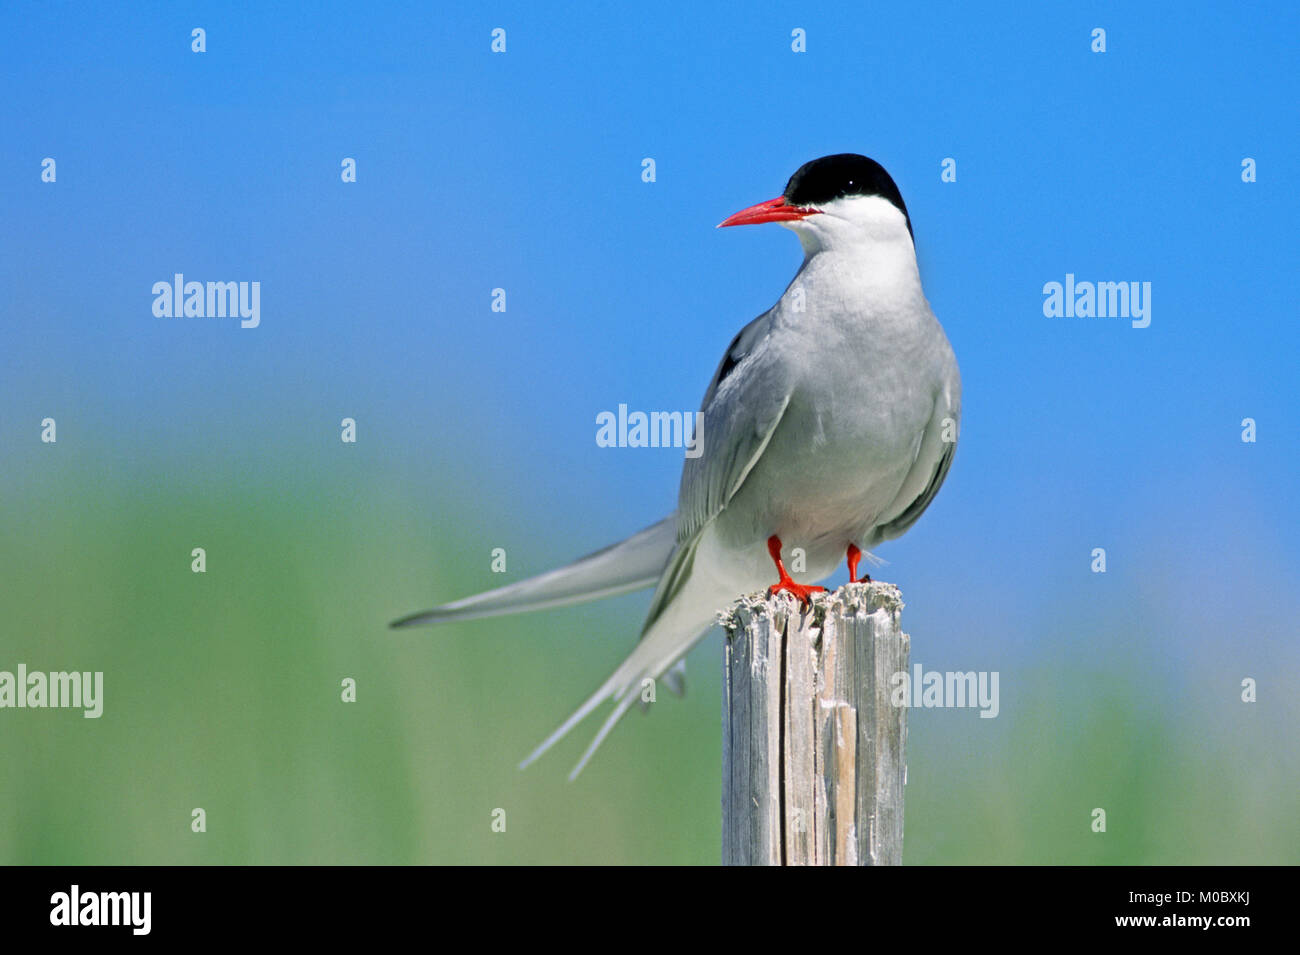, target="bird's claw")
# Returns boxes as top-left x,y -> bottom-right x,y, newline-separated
767,579 -> 827,606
